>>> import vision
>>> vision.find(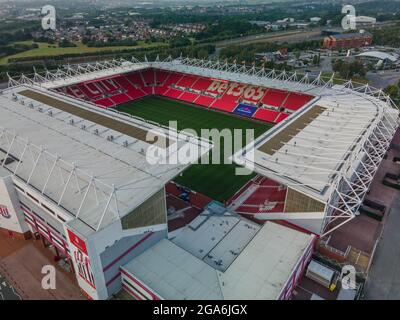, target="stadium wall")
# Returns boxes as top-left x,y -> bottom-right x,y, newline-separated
0,171 -> 30,236
67,188 -> 169,300
120,266 -> 162,300
278,233 -> 316,299
0,166 -> 170,299
100,230 -> 167,297
283,187 -> 326,234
